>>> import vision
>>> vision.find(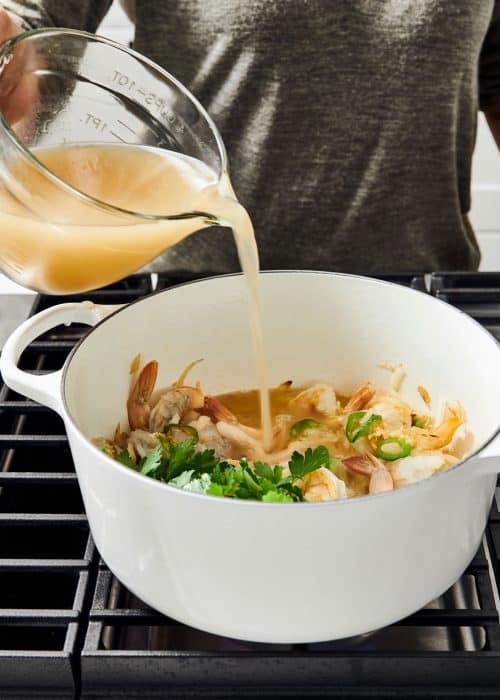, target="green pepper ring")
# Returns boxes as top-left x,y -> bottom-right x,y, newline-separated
376,437 -> 412,461
346,411 -> 382,443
